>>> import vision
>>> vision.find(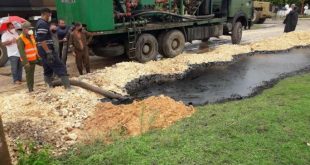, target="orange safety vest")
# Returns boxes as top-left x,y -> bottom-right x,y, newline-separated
20,33 -> 38,62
